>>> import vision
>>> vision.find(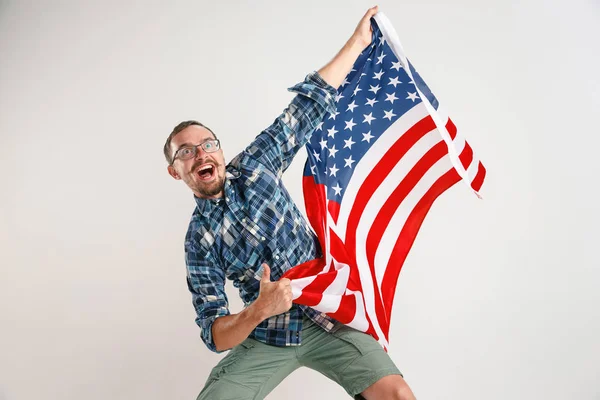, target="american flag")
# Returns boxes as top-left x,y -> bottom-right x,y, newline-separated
282,12 -> 485,350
